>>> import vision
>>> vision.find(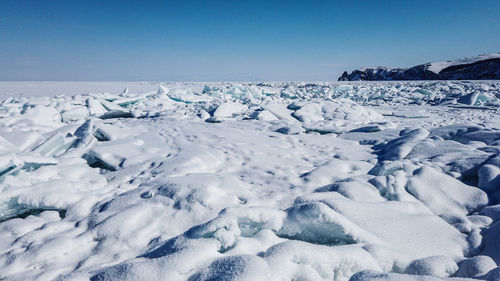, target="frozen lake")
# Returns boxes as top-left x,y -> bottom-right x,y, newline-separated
0,81 -> 499,281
